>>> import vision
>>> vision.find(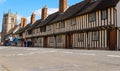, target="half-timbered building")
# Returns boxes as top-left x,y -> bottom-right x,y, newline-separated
15,0 -> 120,50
